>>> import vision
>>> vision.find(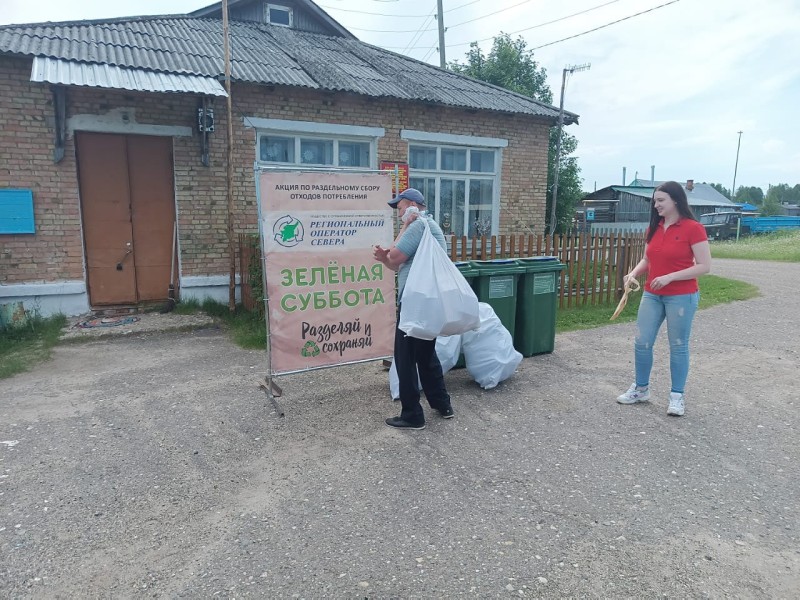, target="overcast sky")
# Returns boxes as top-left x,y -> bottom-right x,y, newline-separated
3,0 -> 798,193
